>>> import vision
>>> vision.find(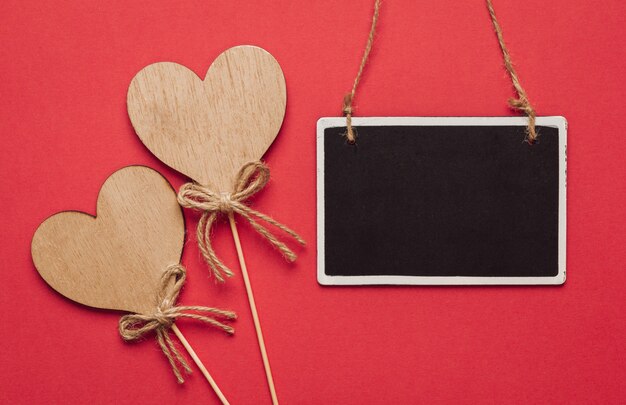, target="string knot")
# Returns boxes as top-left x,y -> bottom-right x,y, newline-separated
343,93 -> 356,143
152,309 -> 174,328
342,93 -> 353,116
217,192 -> 234,213
508,97 -> 537,144
118,264 -> 236,383
177,161 -> 306,282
